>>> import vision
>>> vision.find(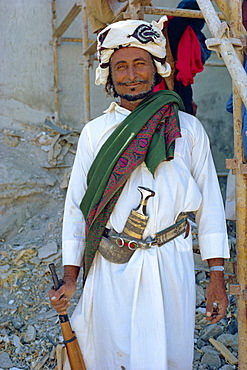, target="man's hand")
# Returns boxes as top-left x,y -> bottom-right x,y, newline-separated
206,271 -> 229,324
48,265 -> 80,315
